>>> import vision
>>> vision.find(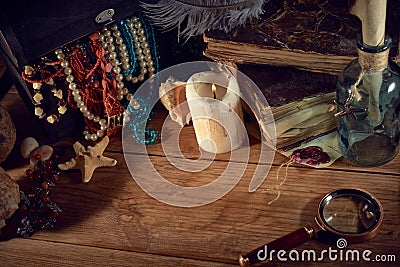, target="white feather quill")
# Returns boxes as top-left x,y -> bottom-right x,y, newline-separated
140,0 -> 266,40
